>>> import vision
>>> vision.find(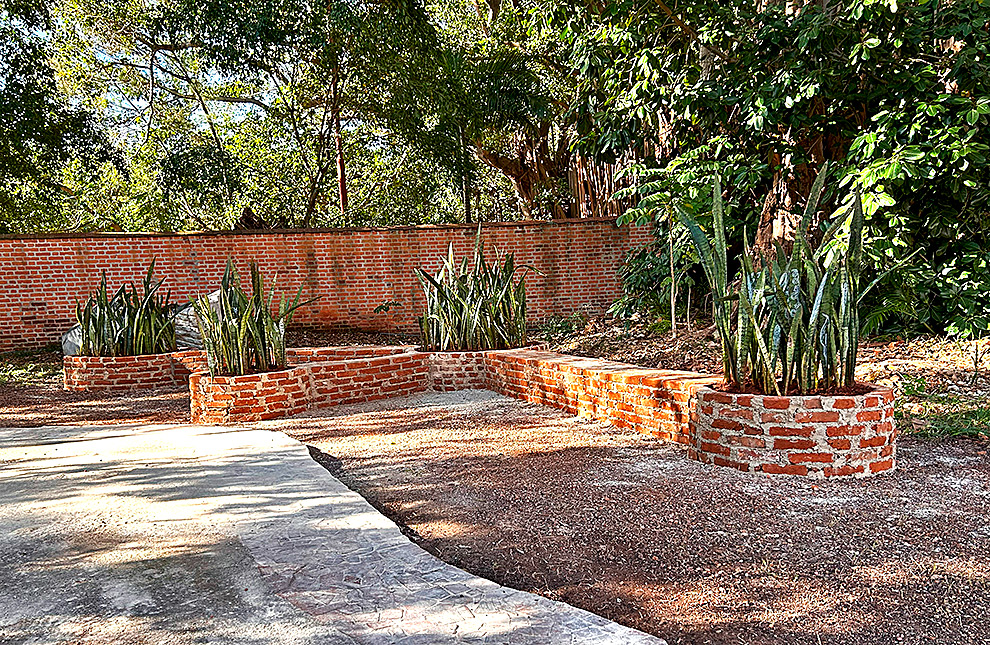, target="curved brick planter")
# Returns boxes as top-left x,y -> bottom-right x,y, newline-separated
64,354 -> 186,392
689,387 -> 897,478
